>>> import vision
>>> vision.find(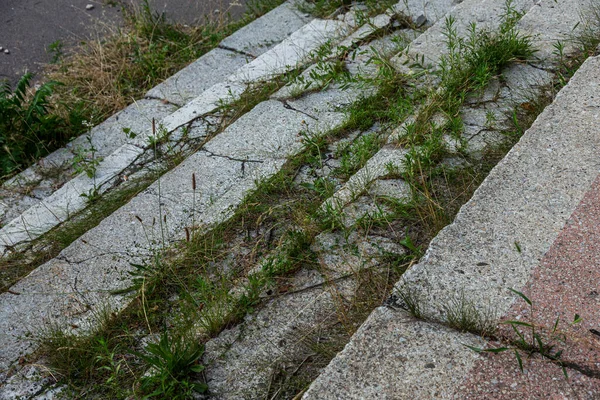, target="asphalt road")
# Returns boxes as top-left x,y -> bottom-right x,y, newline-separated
0,0 -> 248,87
